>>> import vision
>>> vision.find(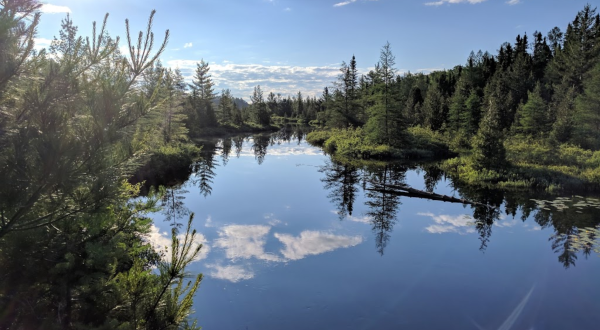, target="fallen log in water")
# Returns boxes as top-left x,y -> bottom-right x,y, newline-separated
367,181 -> 494,209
